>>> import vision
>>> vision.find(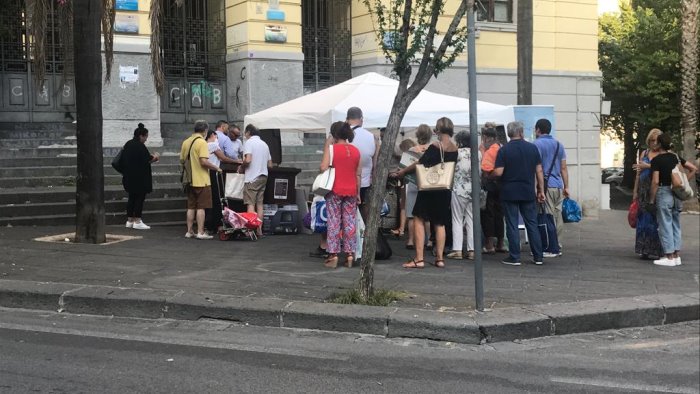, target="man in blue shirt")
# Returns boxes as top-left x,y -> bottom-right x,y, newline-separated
533,118 -> 568,253
214,120 -> 242,161
228,124 -> 245,160
493,121 -> 546,266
